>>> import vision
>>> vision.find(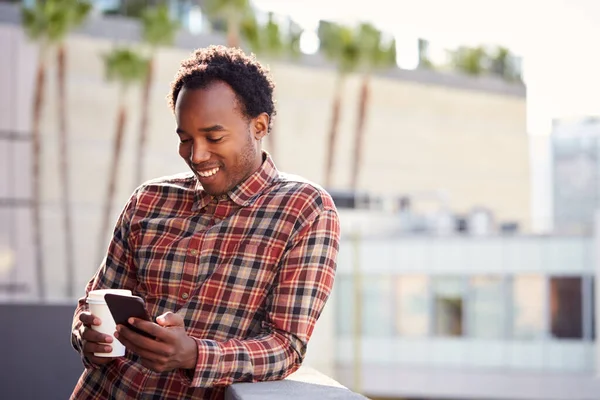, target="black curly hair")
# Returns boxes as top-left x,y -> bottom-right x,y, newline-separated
168,45 -> 276,132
